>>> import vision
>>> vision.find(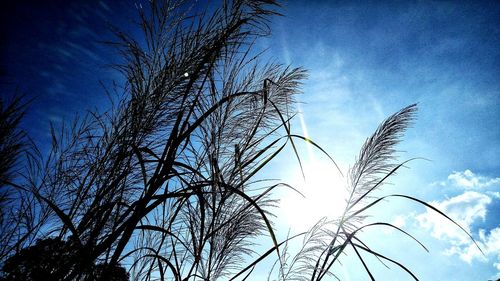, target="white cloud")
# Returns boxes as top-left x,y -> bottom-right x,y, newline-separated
392,215 -> 406,229
447,169 -> 500,189
416,191 -> 491,245
487,191 -> 500,199
448,227 -> 500,264
414,171 -> 500,271
382,215 -> 408,234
